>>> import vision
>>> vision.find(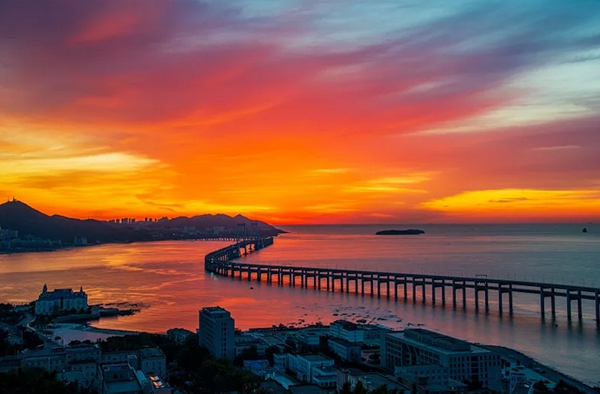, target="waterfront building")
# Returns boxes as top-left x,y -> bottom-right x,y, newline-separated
382,329 -> 502,392
198,306 -> 235,361
329,320 -> 364,343
296,330 -> 322,348
35,284 -> 88,316
361,324 -> 391,346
